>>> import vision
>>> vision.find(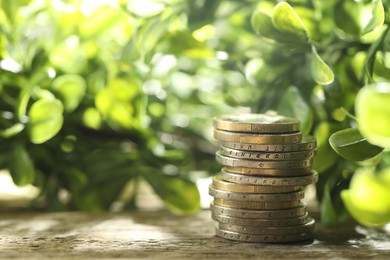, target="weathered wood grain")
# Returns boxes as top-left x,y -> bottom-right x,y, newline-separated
0,210 -> 389,259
